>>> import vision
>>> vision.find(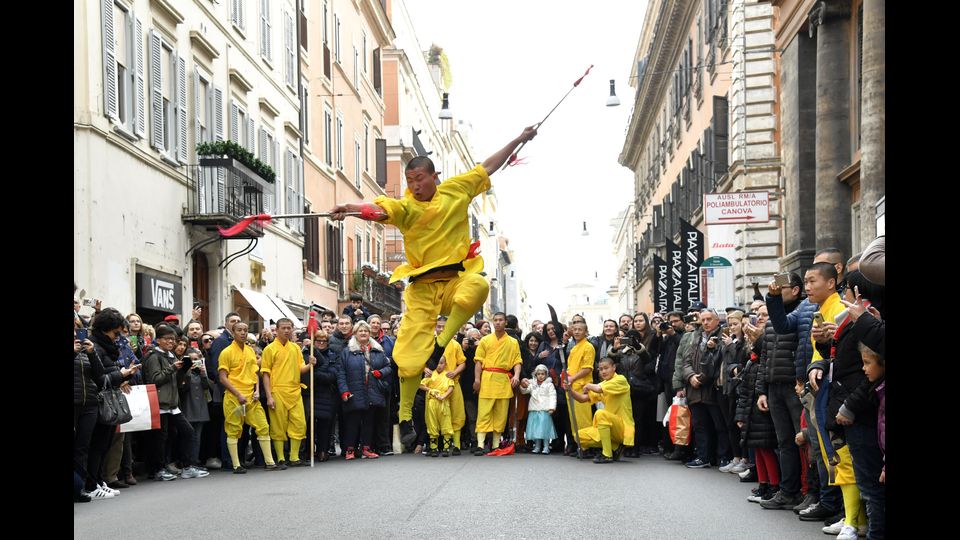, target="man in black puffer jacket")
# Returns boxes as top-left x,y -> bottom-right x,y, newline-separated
756,273 -> 806,510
